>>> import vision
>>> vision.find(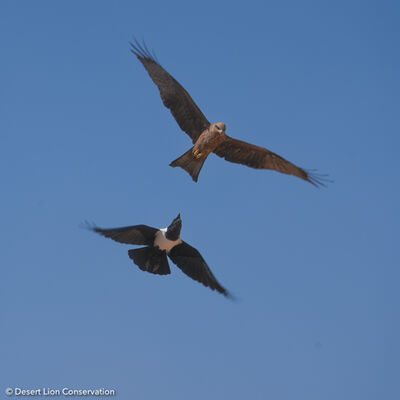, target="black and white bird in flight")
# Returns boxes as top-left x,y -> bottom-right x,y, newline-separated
86,214 -> 230,297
